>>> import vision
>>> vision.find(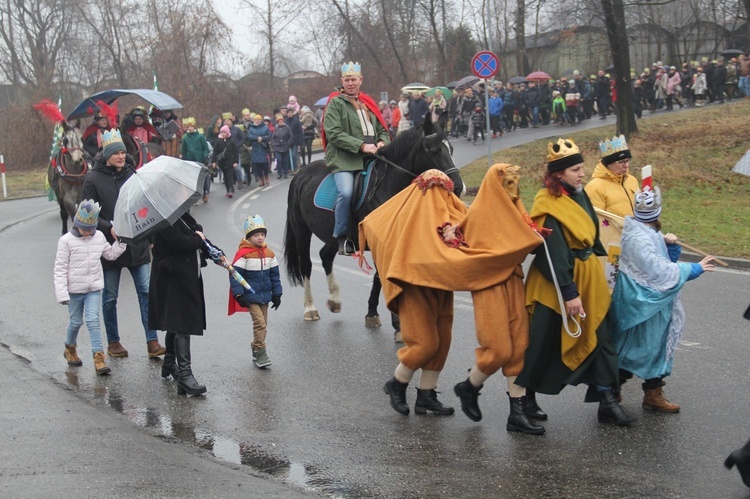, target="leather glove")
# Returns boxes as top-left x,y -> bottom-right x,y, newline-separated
234,294 -> 251,308
271,295 -> 281,310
